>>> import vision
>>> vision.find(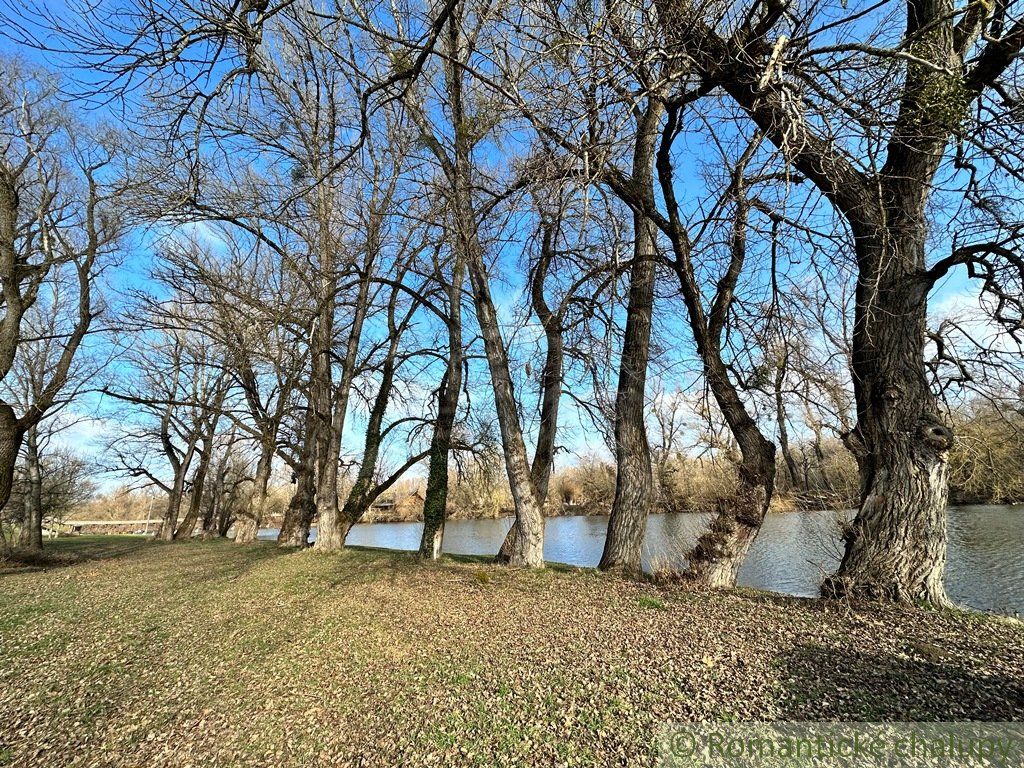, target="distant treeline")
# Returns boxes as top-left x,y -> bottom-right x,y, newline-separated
35,397 -> 1018,538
